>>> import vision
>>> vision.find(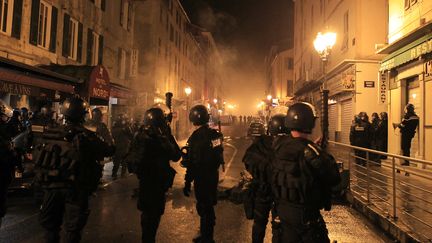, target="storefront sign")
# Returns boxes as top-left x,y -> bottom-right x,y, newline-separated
380,34 -> 432,71
0,80 -> 39,96
88,66 -> 110,100
364,81 -> 375,88
379,72 -> 387,104
130,49 -> 138,77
